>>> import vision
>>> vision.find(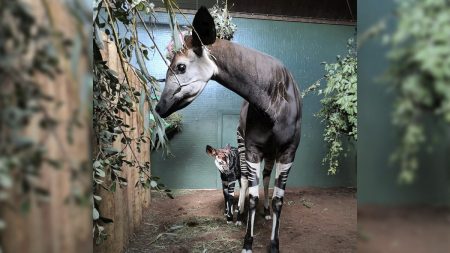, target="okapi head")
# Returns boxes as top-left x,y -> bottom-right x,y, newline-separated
155,6 -> 218,118
206,144 -> 232,175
